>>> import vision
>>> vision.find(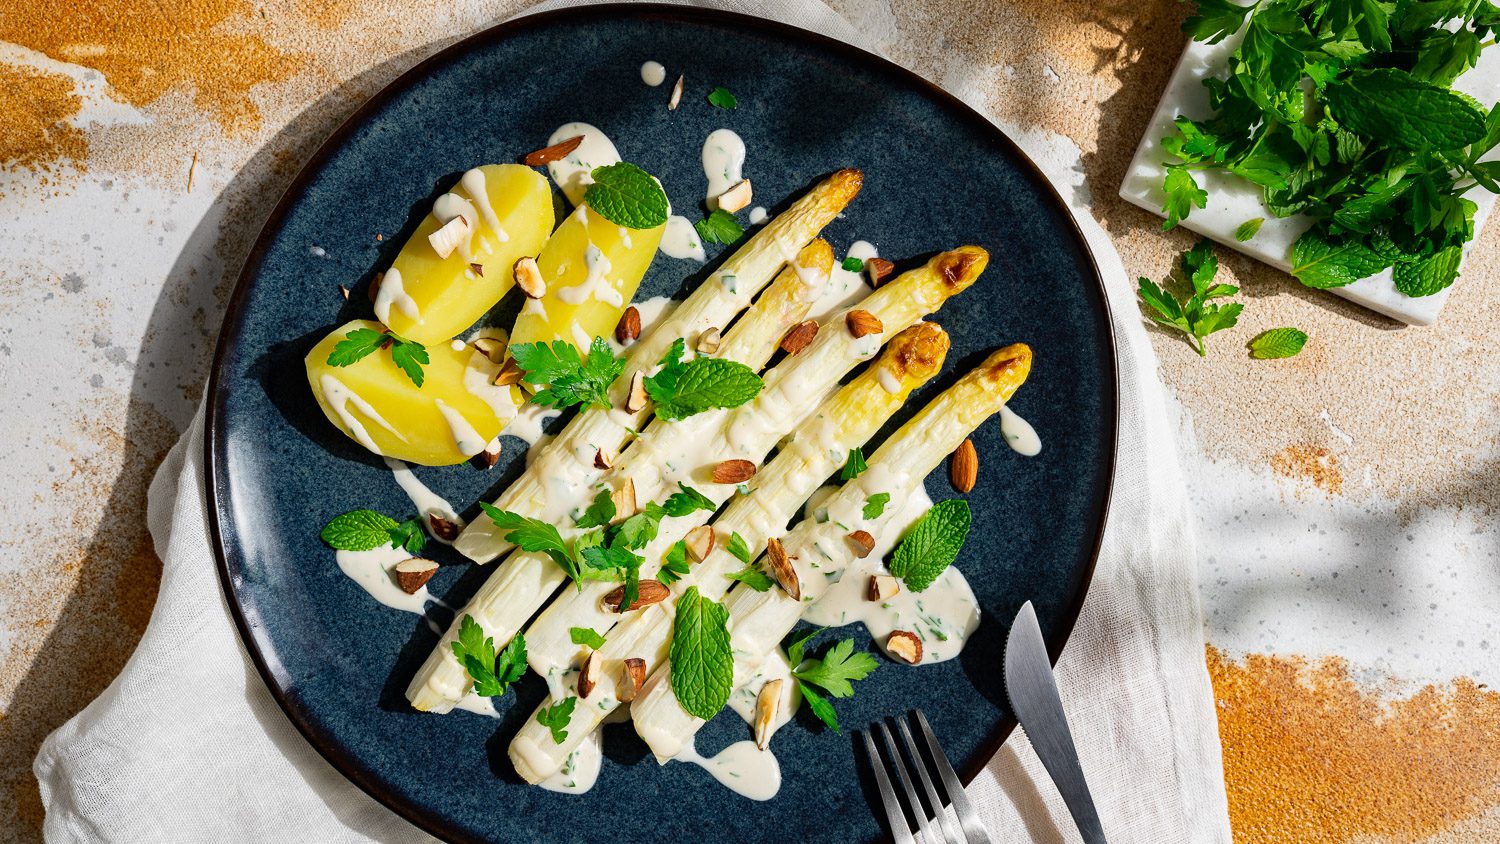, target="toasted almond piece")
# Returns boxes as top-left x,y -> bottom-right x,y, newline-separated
469,261 -> 484,277
523,134 -> 585,166
684,525 -> 716,562
367,272 -> 383,304
338,284 -> 351,300
887,630 -> 923,664
619,657 -> 647,702
393,558 -> 438,594
428,214 -> 471,260
668,74 -> 684,110
696,327 -> 722,355
615,306 -> 642,344
717,179 -> 753,214
427,513 -> 461,542
480,439 -> 502,469
577,650 -> 599,699
493,356 -> 524,387
594,447 -> 615,470
754,679 -> 784,750
950,438 -> 978,493
867,574 -> 901,602
625,370 -> 649,412
866,257 -> 896,287
846,309 -> 884,339
472,336 -> 506,363
610,478 -> 637,521
604,579 -> 669,612
765,537 -> 800,600
513,256 -> 545,299
779,320 -> 819,355
711,459 -> 757,484
847,530 -> 876,559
